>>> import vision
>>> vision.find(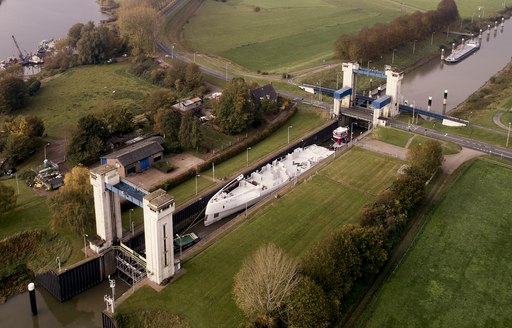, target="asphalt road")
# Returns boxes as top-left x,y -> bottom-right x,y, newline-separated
389,119 -> 512,160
